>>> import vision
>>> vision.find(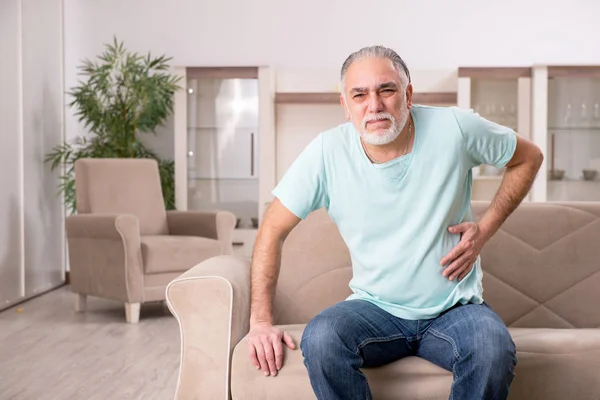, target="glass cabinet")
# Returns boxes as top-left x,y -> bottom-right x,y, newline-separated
457,67 -> 532,201
185,69 -> 260,229
532,66 -> 600,202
